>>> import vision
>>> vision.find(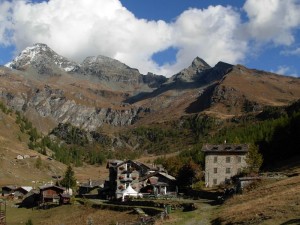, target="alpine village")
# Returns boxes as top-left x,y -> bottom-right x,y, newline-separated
0,43 -> 300,225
